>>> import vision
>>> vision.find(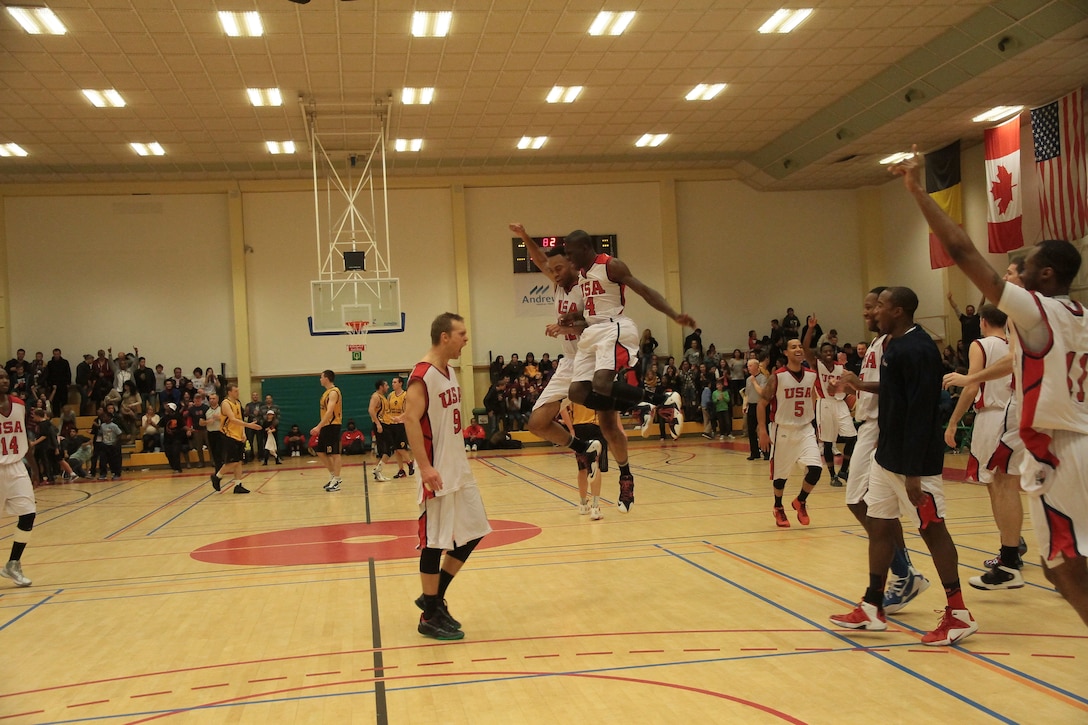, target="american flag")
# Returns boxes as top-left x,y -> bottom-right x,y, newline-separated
1031,88 -> 1087,241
